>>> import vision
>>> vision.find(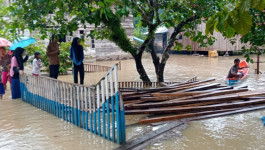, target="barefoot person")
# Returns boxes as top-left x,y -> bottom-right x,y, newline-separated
70,37 -> 84,84
0,47 -> 11,90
